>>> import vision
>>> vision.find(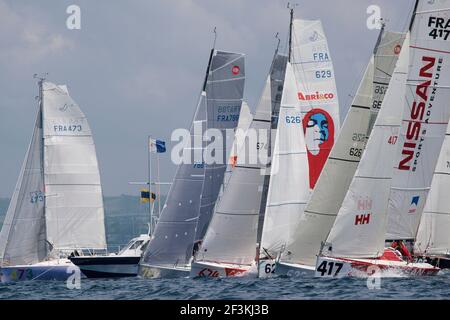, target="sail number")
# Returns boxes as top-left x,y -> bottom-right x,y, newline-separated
53,125 -> 82,132
30,191 -> 44,203
316,261 -> 344,277
285,116 -> 301,124
349,148 -> 362,158
264,263 -> 276,274
428,17 -> 450,40
315,70 -> 332,79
